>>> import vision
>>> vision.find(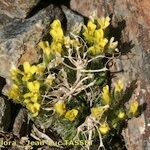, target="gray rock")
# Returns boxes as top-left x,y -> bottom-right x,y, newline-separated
61,5 -> 84,34
0,0 -> 41,19
0,13 -> 13,29
12,108 -> 28,138
0,4 -> 64,78
0,96 -> 11,131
